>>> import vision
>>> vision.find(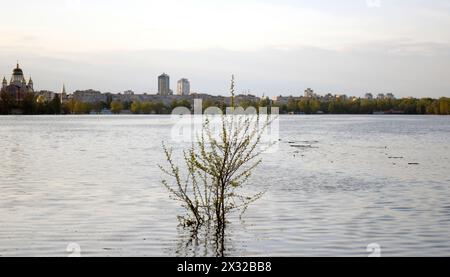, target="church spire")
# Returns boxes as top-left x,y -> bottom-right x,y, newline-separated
28,77 -> 34,90
2,76 -> 7,89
